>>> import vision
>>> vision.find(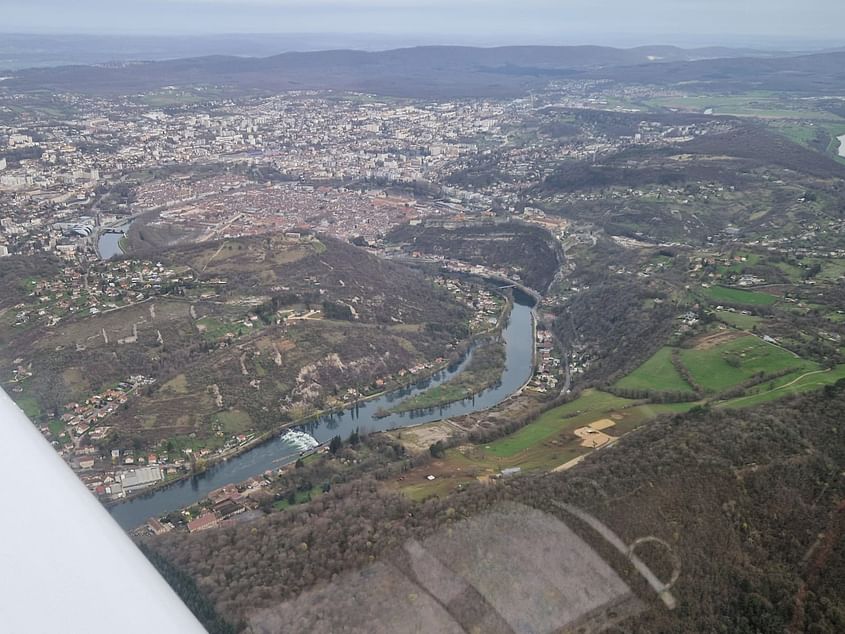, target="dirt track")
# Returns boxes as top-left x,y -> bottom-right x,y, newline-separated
692,328 -> 743,350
